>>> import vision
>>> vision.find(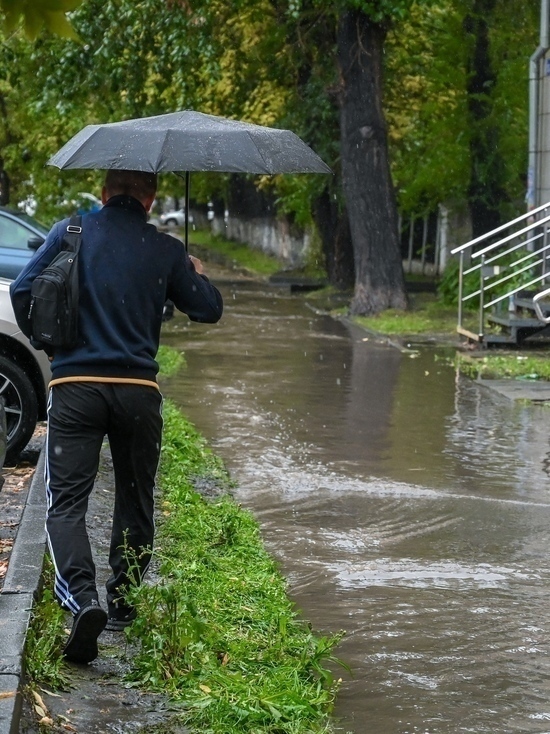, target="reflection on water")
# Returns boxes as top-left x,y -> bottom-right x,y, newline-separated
161,280 -> 550,733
